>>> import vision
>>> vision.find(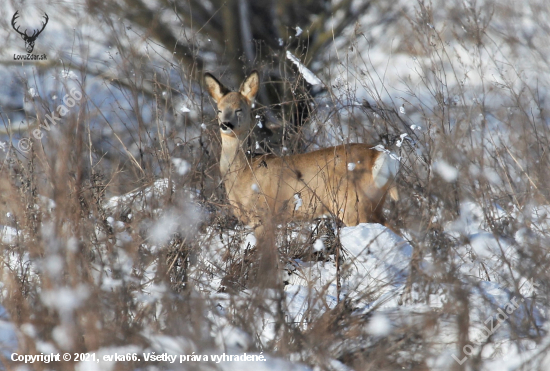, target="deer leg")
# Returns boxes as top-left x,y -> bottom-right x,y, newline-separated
341,194 -> 387,227
251,216 -> 281,289
342,193 -> 373,226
